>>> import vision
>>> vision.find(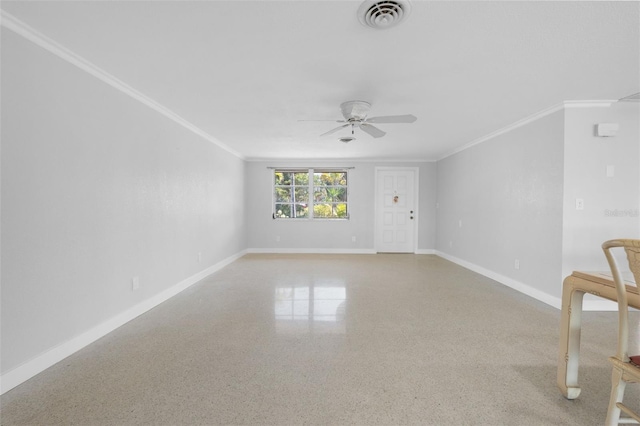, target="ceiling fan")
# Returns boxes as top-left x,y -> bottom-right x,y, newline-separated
308,100 -> 417,140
